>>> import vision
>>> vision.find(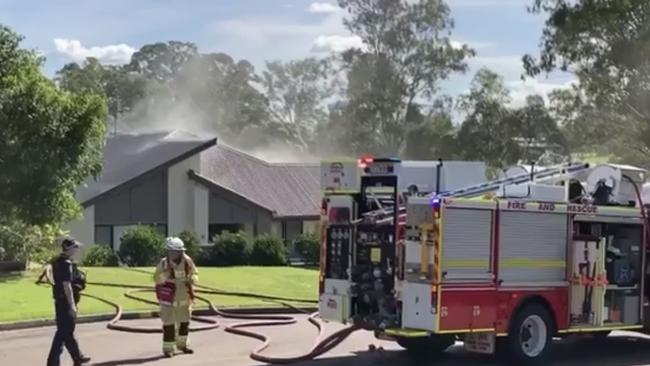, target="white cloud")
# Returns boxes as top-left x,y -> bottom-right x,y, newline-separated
53,38 -> 135,65
308,2 -> 341,13
507,78 -> 576,108
451,39 -> 493,50
312,35 -> 364,53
